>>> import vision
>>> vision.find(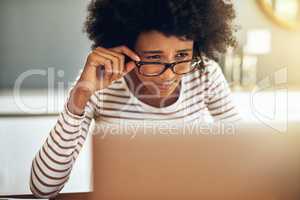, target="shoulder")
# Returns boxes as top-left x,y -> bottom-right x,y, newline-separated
203,58 -> 224,80
94,79 -> 128,98
181,57 -> 224,87
88,78 -> 132,111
